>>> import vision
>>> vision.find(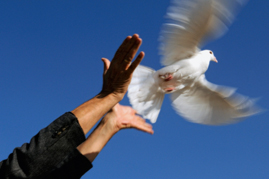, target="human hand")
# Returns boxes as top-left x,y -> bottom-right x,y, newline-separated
100,34 -> 144,101
77,103 -> 153,163
102,103 -> 154,135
